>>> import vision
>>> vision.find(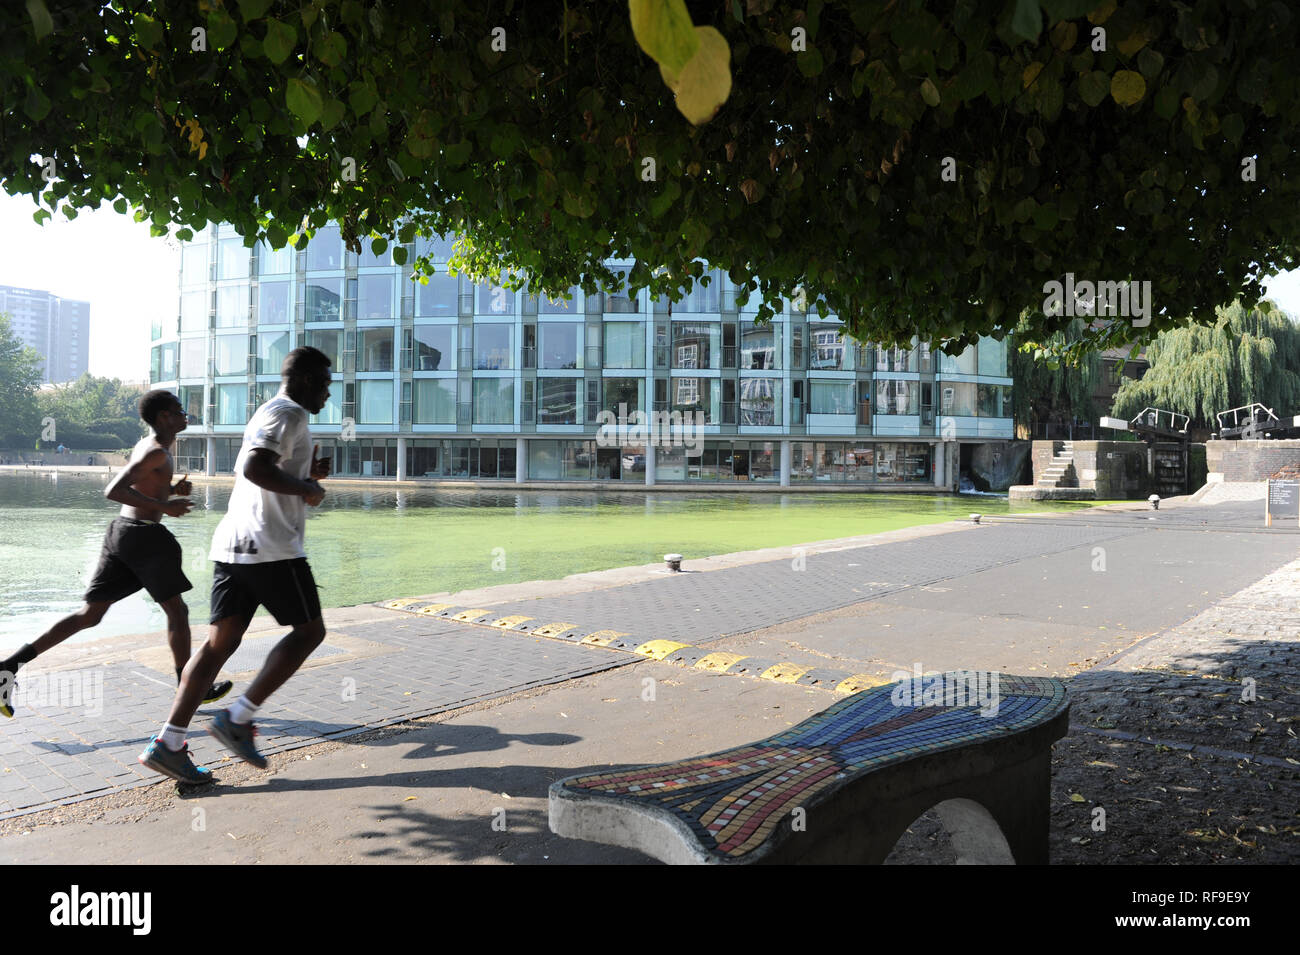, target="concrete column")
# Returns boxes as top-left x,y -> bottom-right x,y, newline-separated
933,441 -> 945,489
780,440 -> 792,487
205,436 -> 216,476
396,437 -> 407,482
645,441 -> 656,487
515,436 -> 526,484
